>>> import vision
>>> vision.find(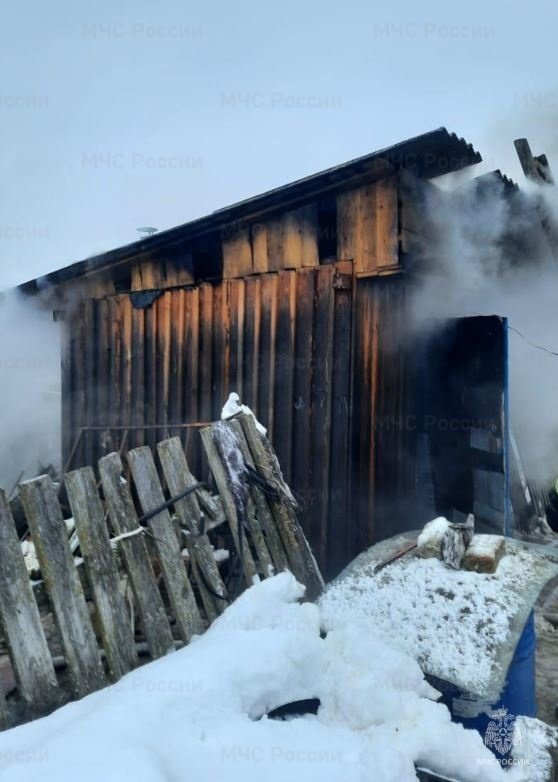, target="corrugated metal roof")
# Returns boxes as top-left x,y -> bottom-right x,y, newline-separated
21,127 -> 481,292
